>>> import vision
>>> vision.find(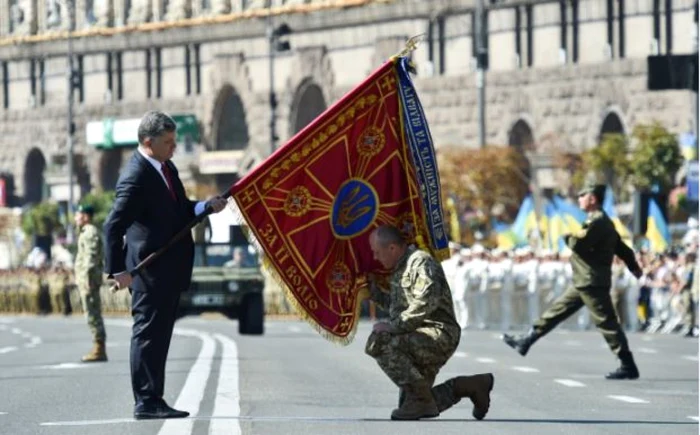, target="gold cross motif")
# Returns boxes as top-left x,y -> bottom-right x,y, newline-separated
380,75 -> 395,91
242,189 -> 255,204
